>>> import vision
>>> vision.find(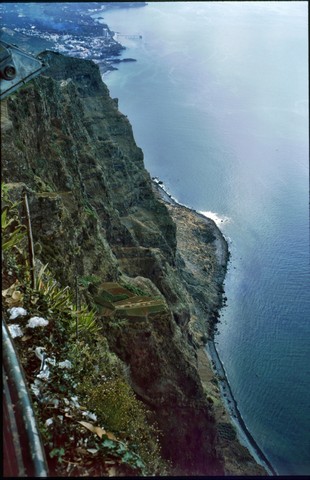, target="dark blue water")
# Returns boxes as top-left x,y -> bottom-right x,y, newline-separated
99,2 -> 309,475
